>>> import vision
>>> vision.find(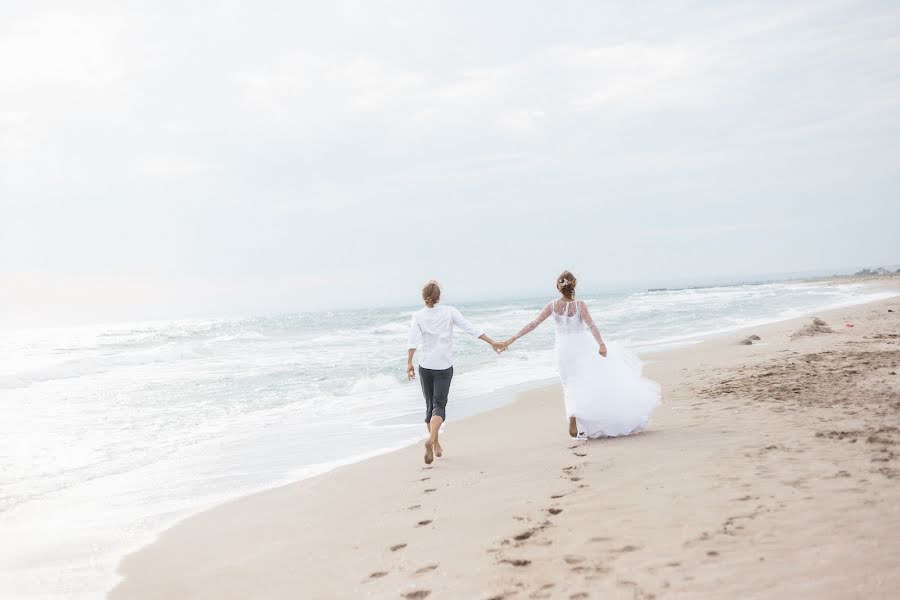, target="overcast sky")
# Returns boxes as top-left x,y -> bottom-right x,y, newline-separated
1,0 -> 898,328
